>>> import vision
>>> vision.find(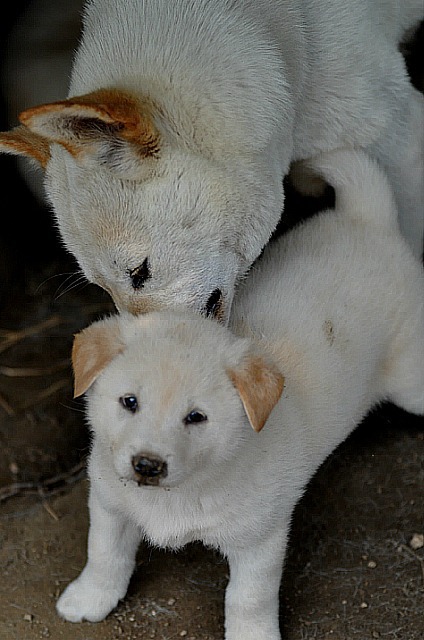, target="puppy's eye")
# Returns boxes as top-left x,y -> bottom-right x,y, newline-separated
128,258 -> 151,290
184,410 -> 208,425
120,395 -> 138,413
